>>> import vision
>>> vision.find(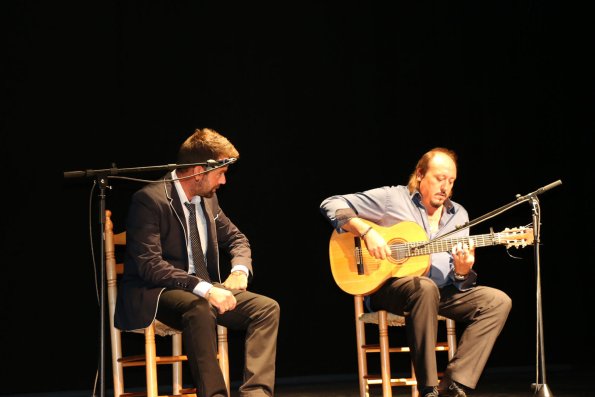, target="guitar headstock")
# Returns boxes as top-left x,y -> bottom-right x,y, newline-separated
496,226 -> 535,248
